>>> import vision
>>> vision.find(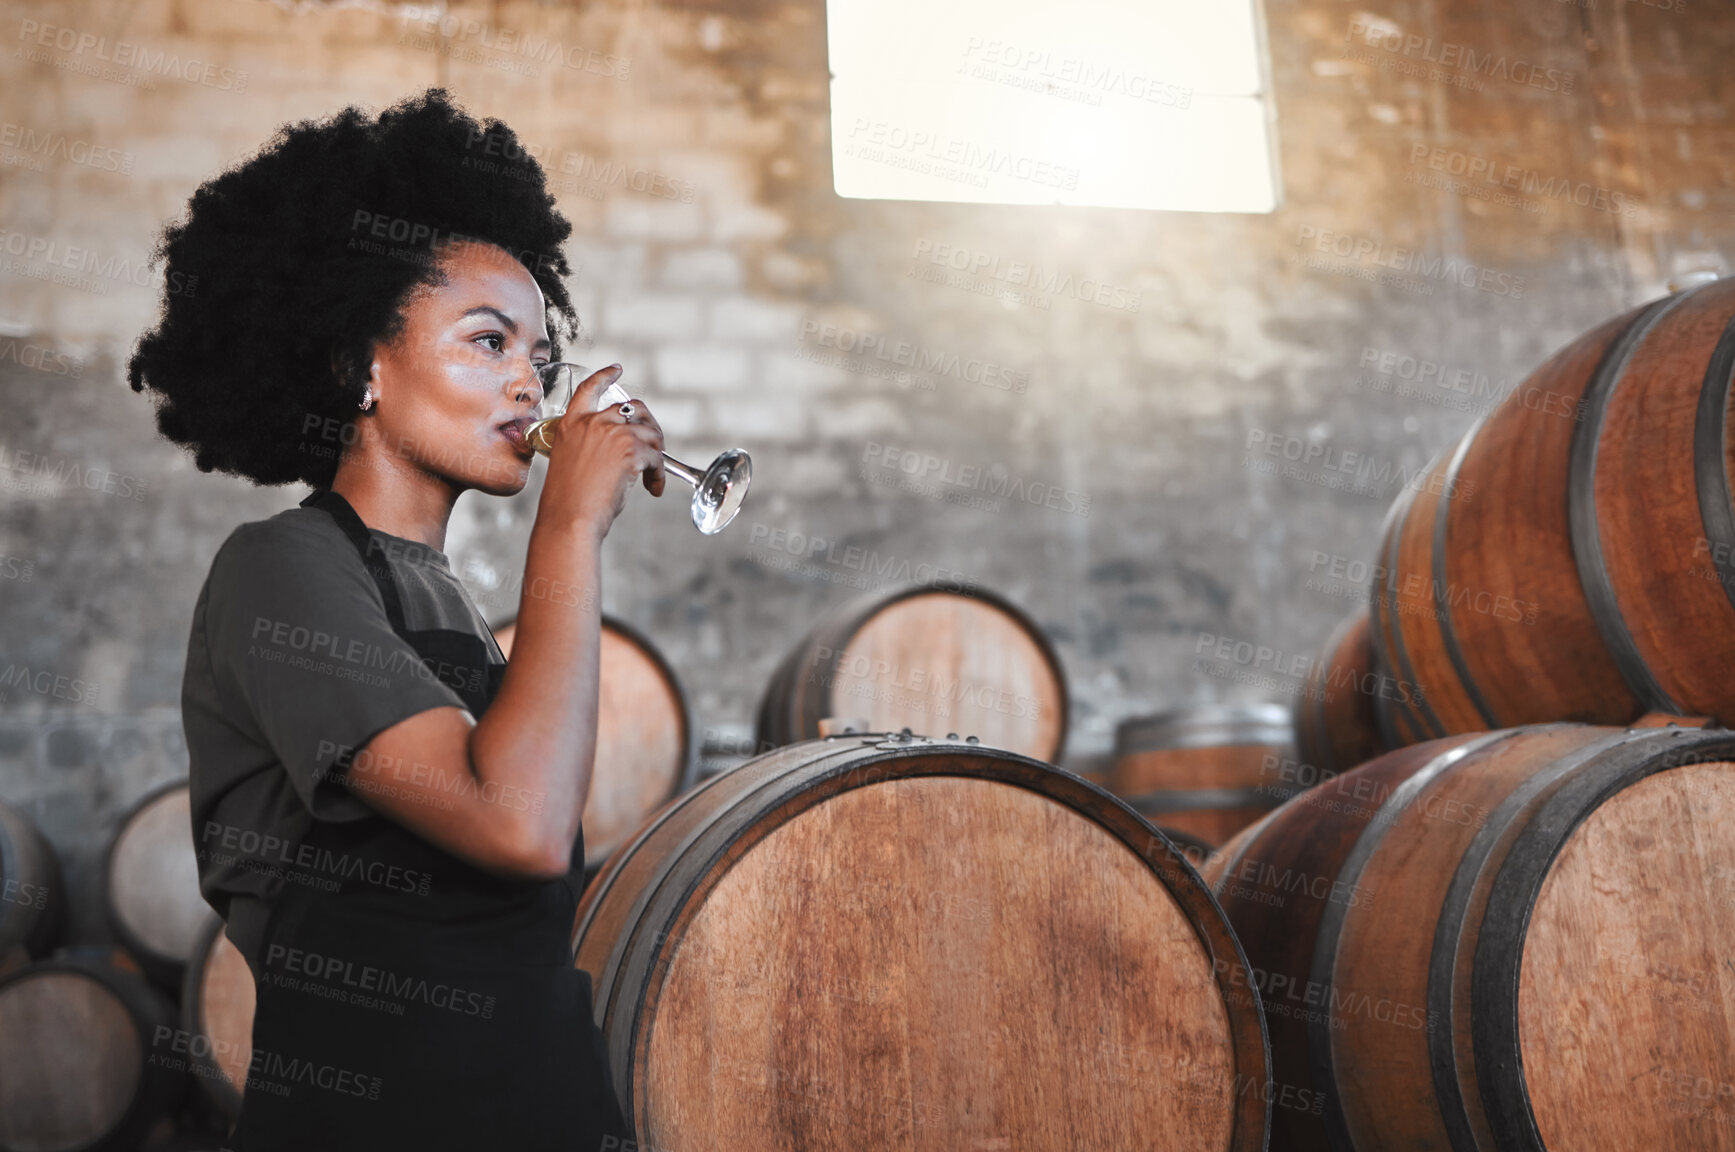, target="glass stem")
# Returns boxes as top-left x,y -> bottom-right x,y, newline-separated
661,454 -> 703,487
